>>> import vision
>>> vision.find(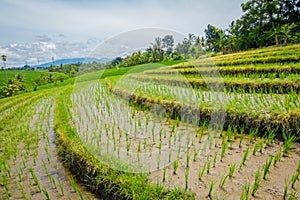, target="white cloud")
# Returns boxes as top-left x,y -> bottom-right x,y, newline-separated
0,36 -> 101,67
0,0 -> 246,67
